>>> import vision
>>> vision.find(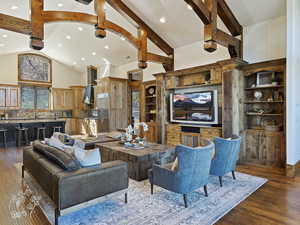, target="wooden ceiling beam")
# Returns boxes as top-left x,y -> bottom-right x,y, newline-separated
94,0 -> 106,38
138,28 -> 148,69
0,13 -> 31,35
204,0 -> 217,52
215,29 -> 242,58
105,0 -> 174,56
31,0 -> 44,50
42,11 -> 97,24
217,0 -> 242,36
184,0 -> 211,25
147,52 -> 173,65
